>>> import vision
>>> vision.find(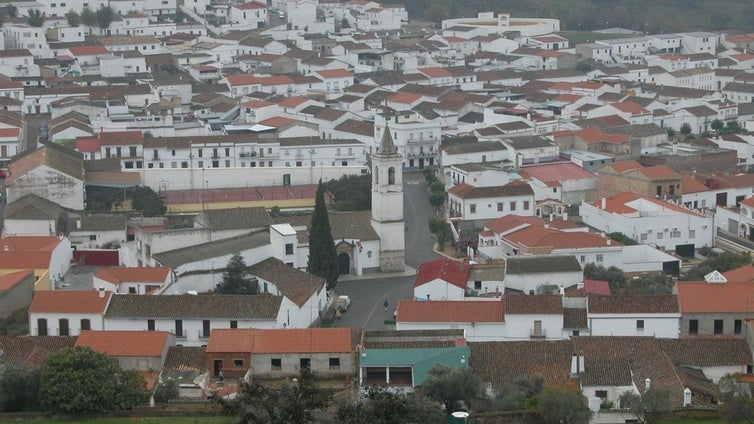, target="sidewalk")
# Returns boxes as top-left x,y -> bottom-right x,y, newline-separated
338,265 -> 417,282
